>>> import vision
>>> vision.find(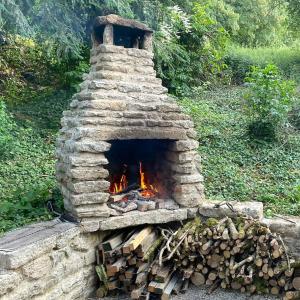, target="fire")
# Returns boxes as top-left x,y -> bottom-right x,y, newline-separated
109,162 -> 158,198
109,165 -> 128,194
139,162 -> 157,198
